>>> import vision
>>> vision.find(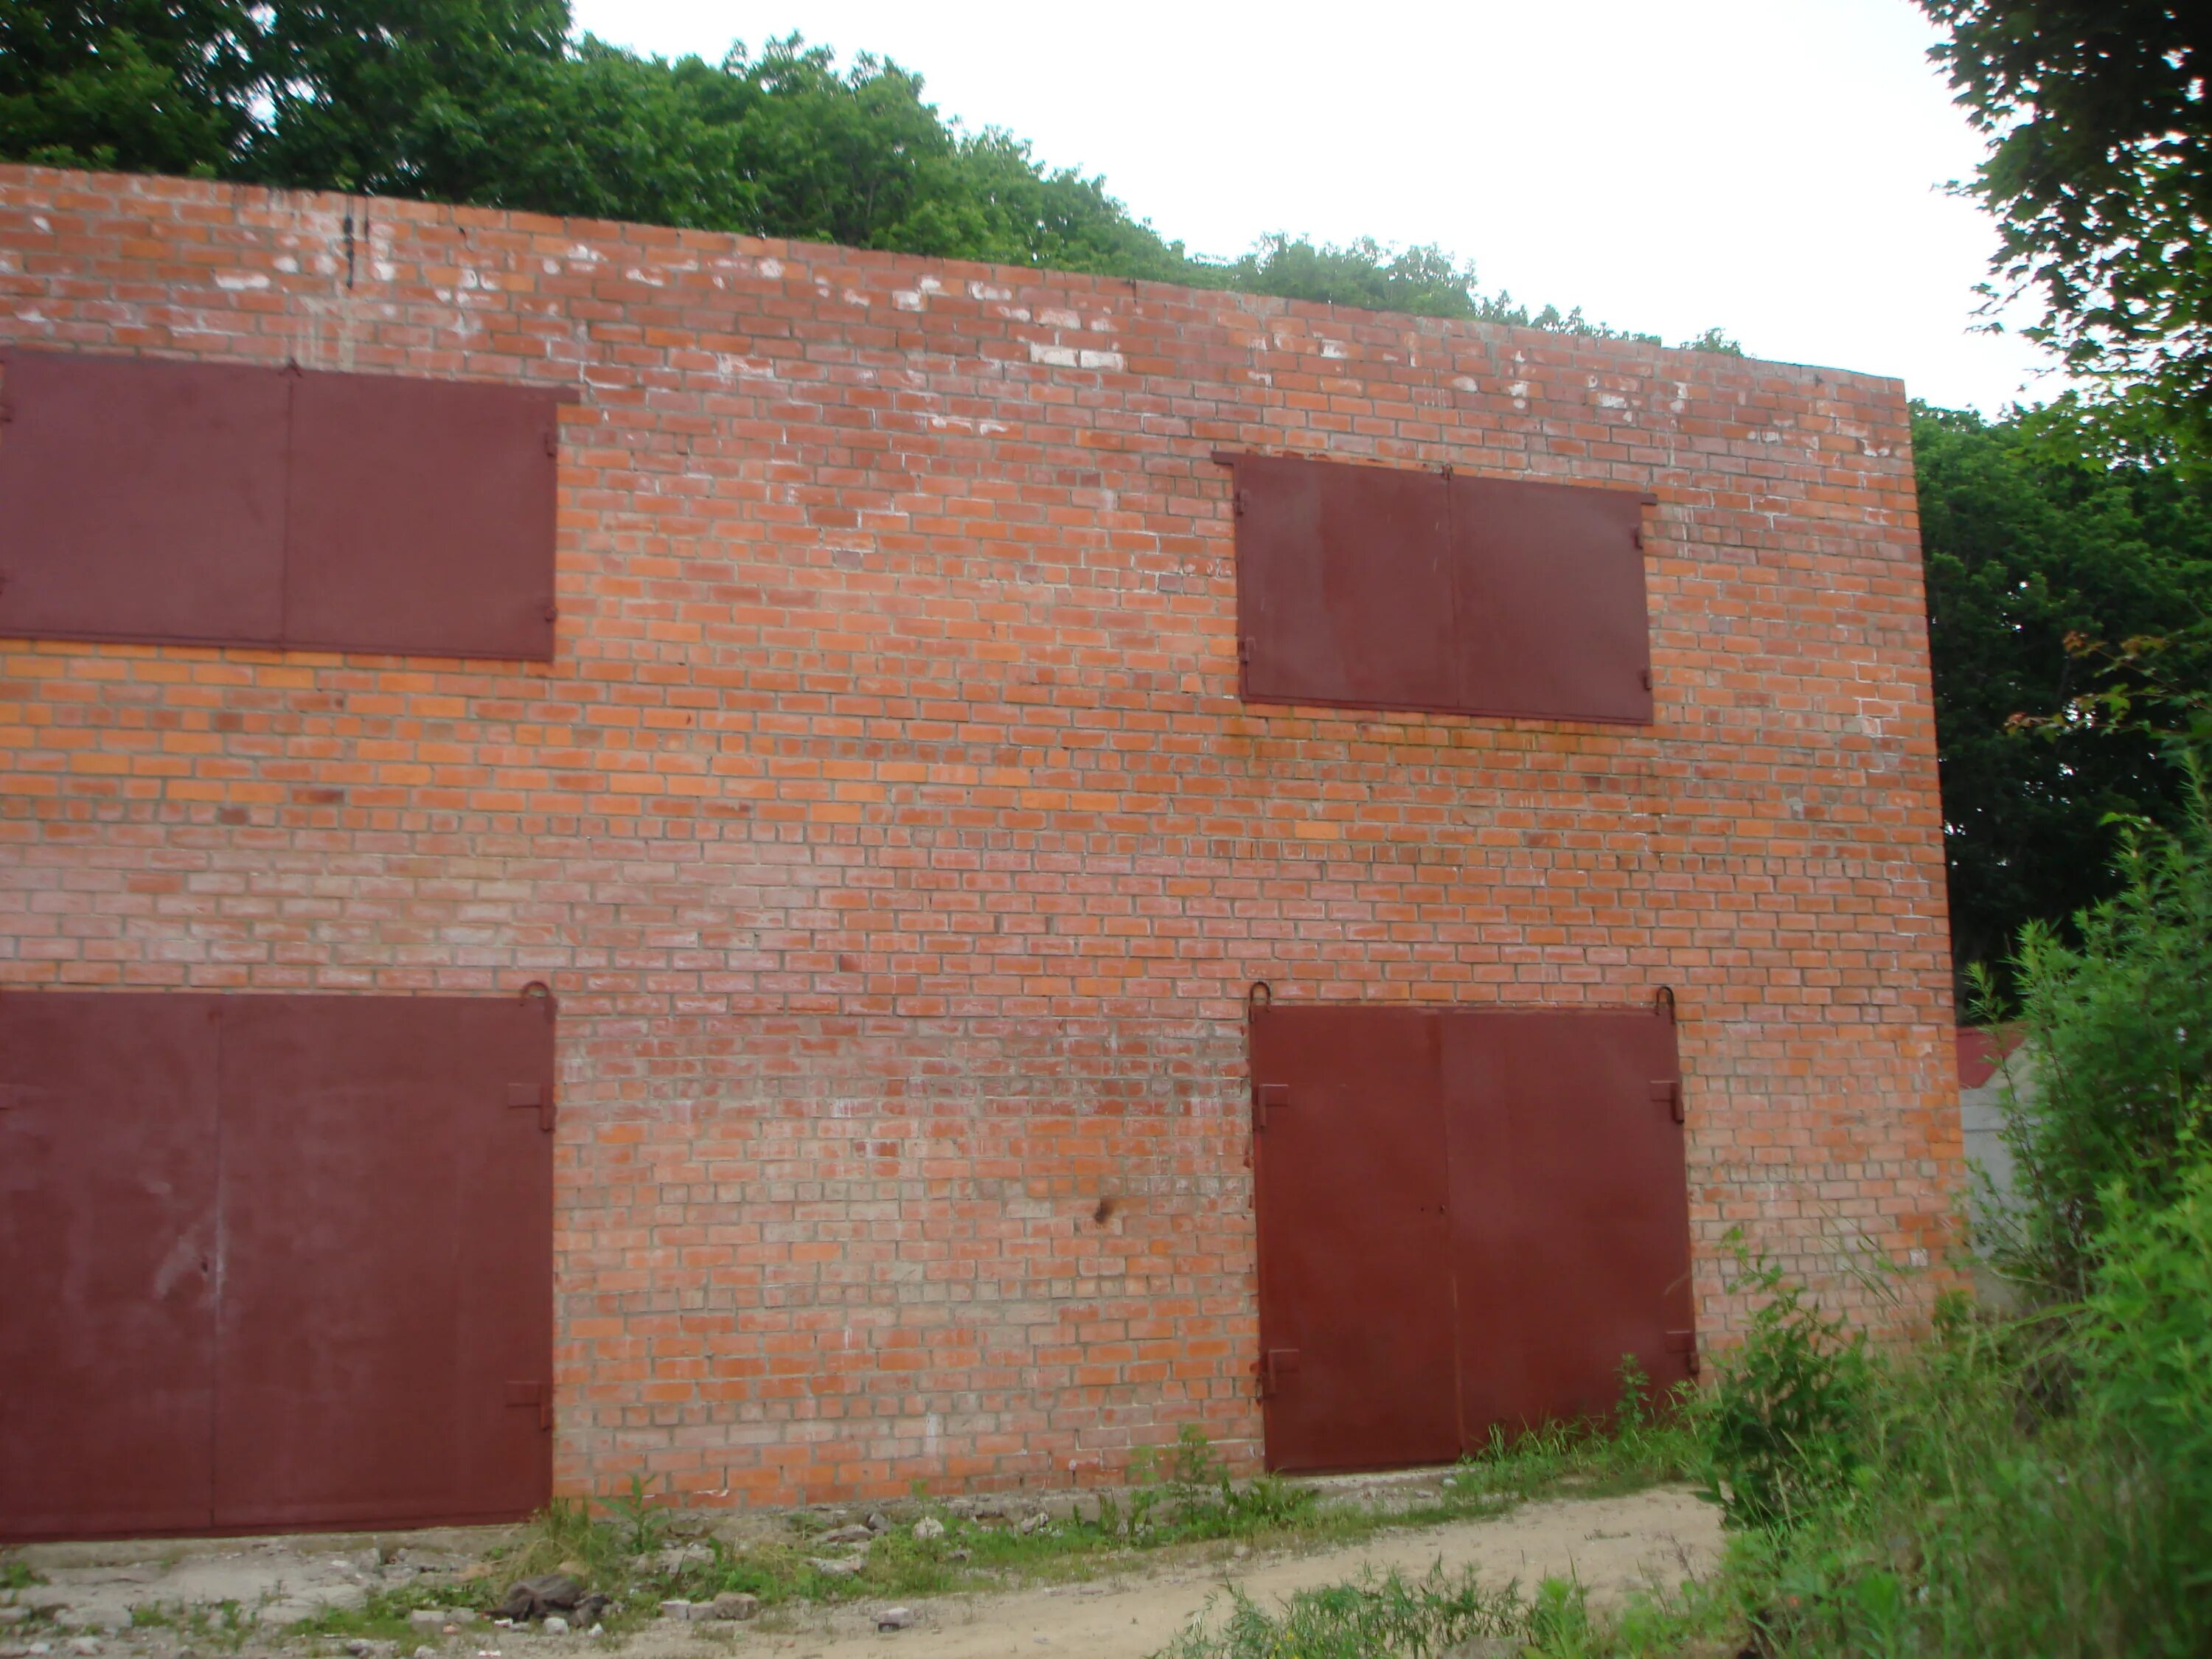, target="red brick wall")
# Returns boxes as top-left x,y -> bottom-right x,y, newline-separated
0,164 -> 1959,1506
